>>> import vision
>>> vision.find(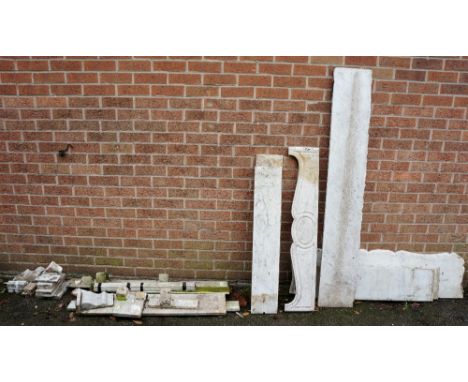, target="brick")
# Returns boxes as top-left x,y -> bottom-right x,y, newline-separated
19,85 -> 50,95
224,62 -> 257,73
0,85 -> 17,95
84,60 -> 116,71
293,64 -> 326,76
203,74 -> 236,85
445,59 -> 468,71
36,97 -> 67,107
1,73 -> 33,83
395,70 -> 426,81
0,59 -> 15,70
238,75 -> 271,86
100,73 -> 132,83
83,85 -> 115,95
412,58 -> 443,70
169,73 -> 201,84
256,87 -> 288,99
441,84 -> 468,95
152,85 -> 184,96
379,56 -> 411,68
391,94 -> 421,105
291,89 -> 322,100
188,61 -> 222,72
221,87 -> 254,98
67,73 -> 98,83
153,61 -> 186,71
118,60 -> 151,71
134,73 -> 167,84
50,85 -> 81,95
118,85 -> 150,95
345,56 -> 377,66
50,60 -> 82,71
273,76 -> 306,88
259,63 -> 292,75
427,71 -> 458,83
423,95 -> 453,106
17,60 -> 49,71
